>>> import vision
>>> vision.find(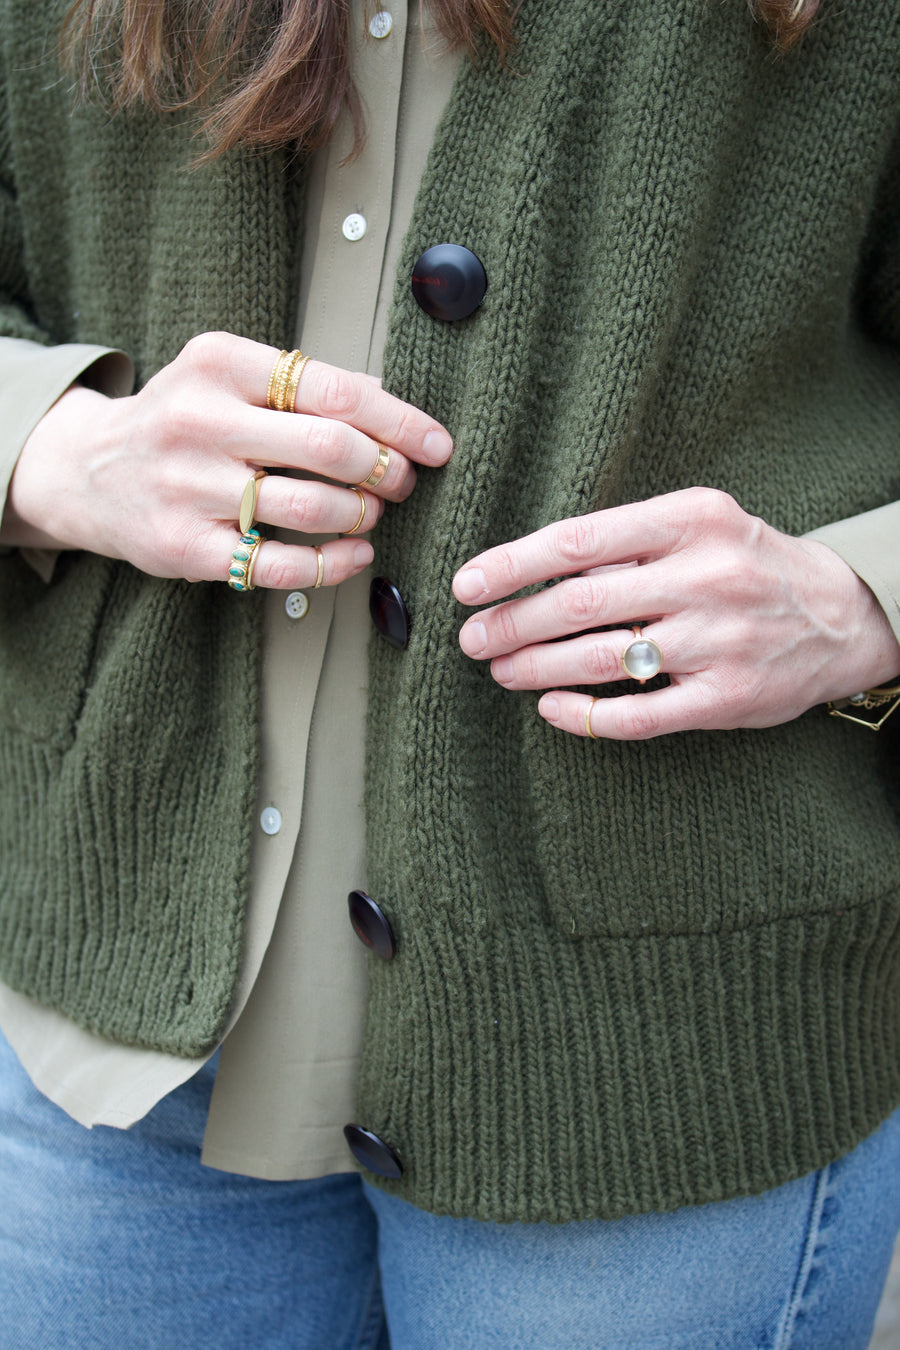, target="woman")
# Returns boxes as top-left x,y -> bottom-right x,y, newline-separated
1,0 -> 899,1345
